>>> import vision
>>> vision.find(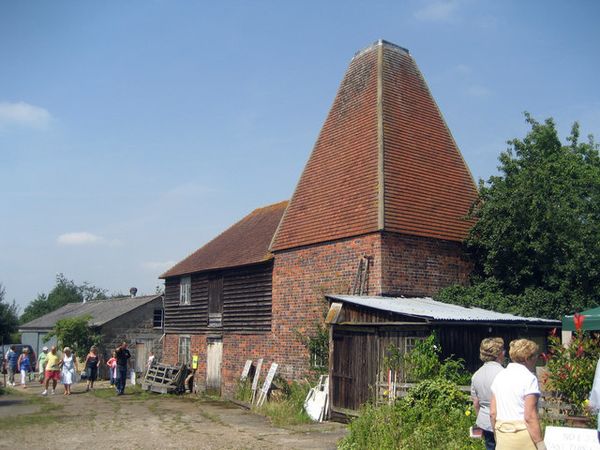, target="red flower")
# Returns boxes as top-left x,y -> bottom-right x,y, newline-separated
550,327 -> 557,337
540,353 -> 549,363
576,345 -> 584,357
573,313 -> 585,331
